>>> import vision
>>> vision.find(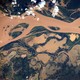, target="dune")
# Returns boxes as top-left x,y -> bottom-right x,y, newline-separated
0,10 -> 80,47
